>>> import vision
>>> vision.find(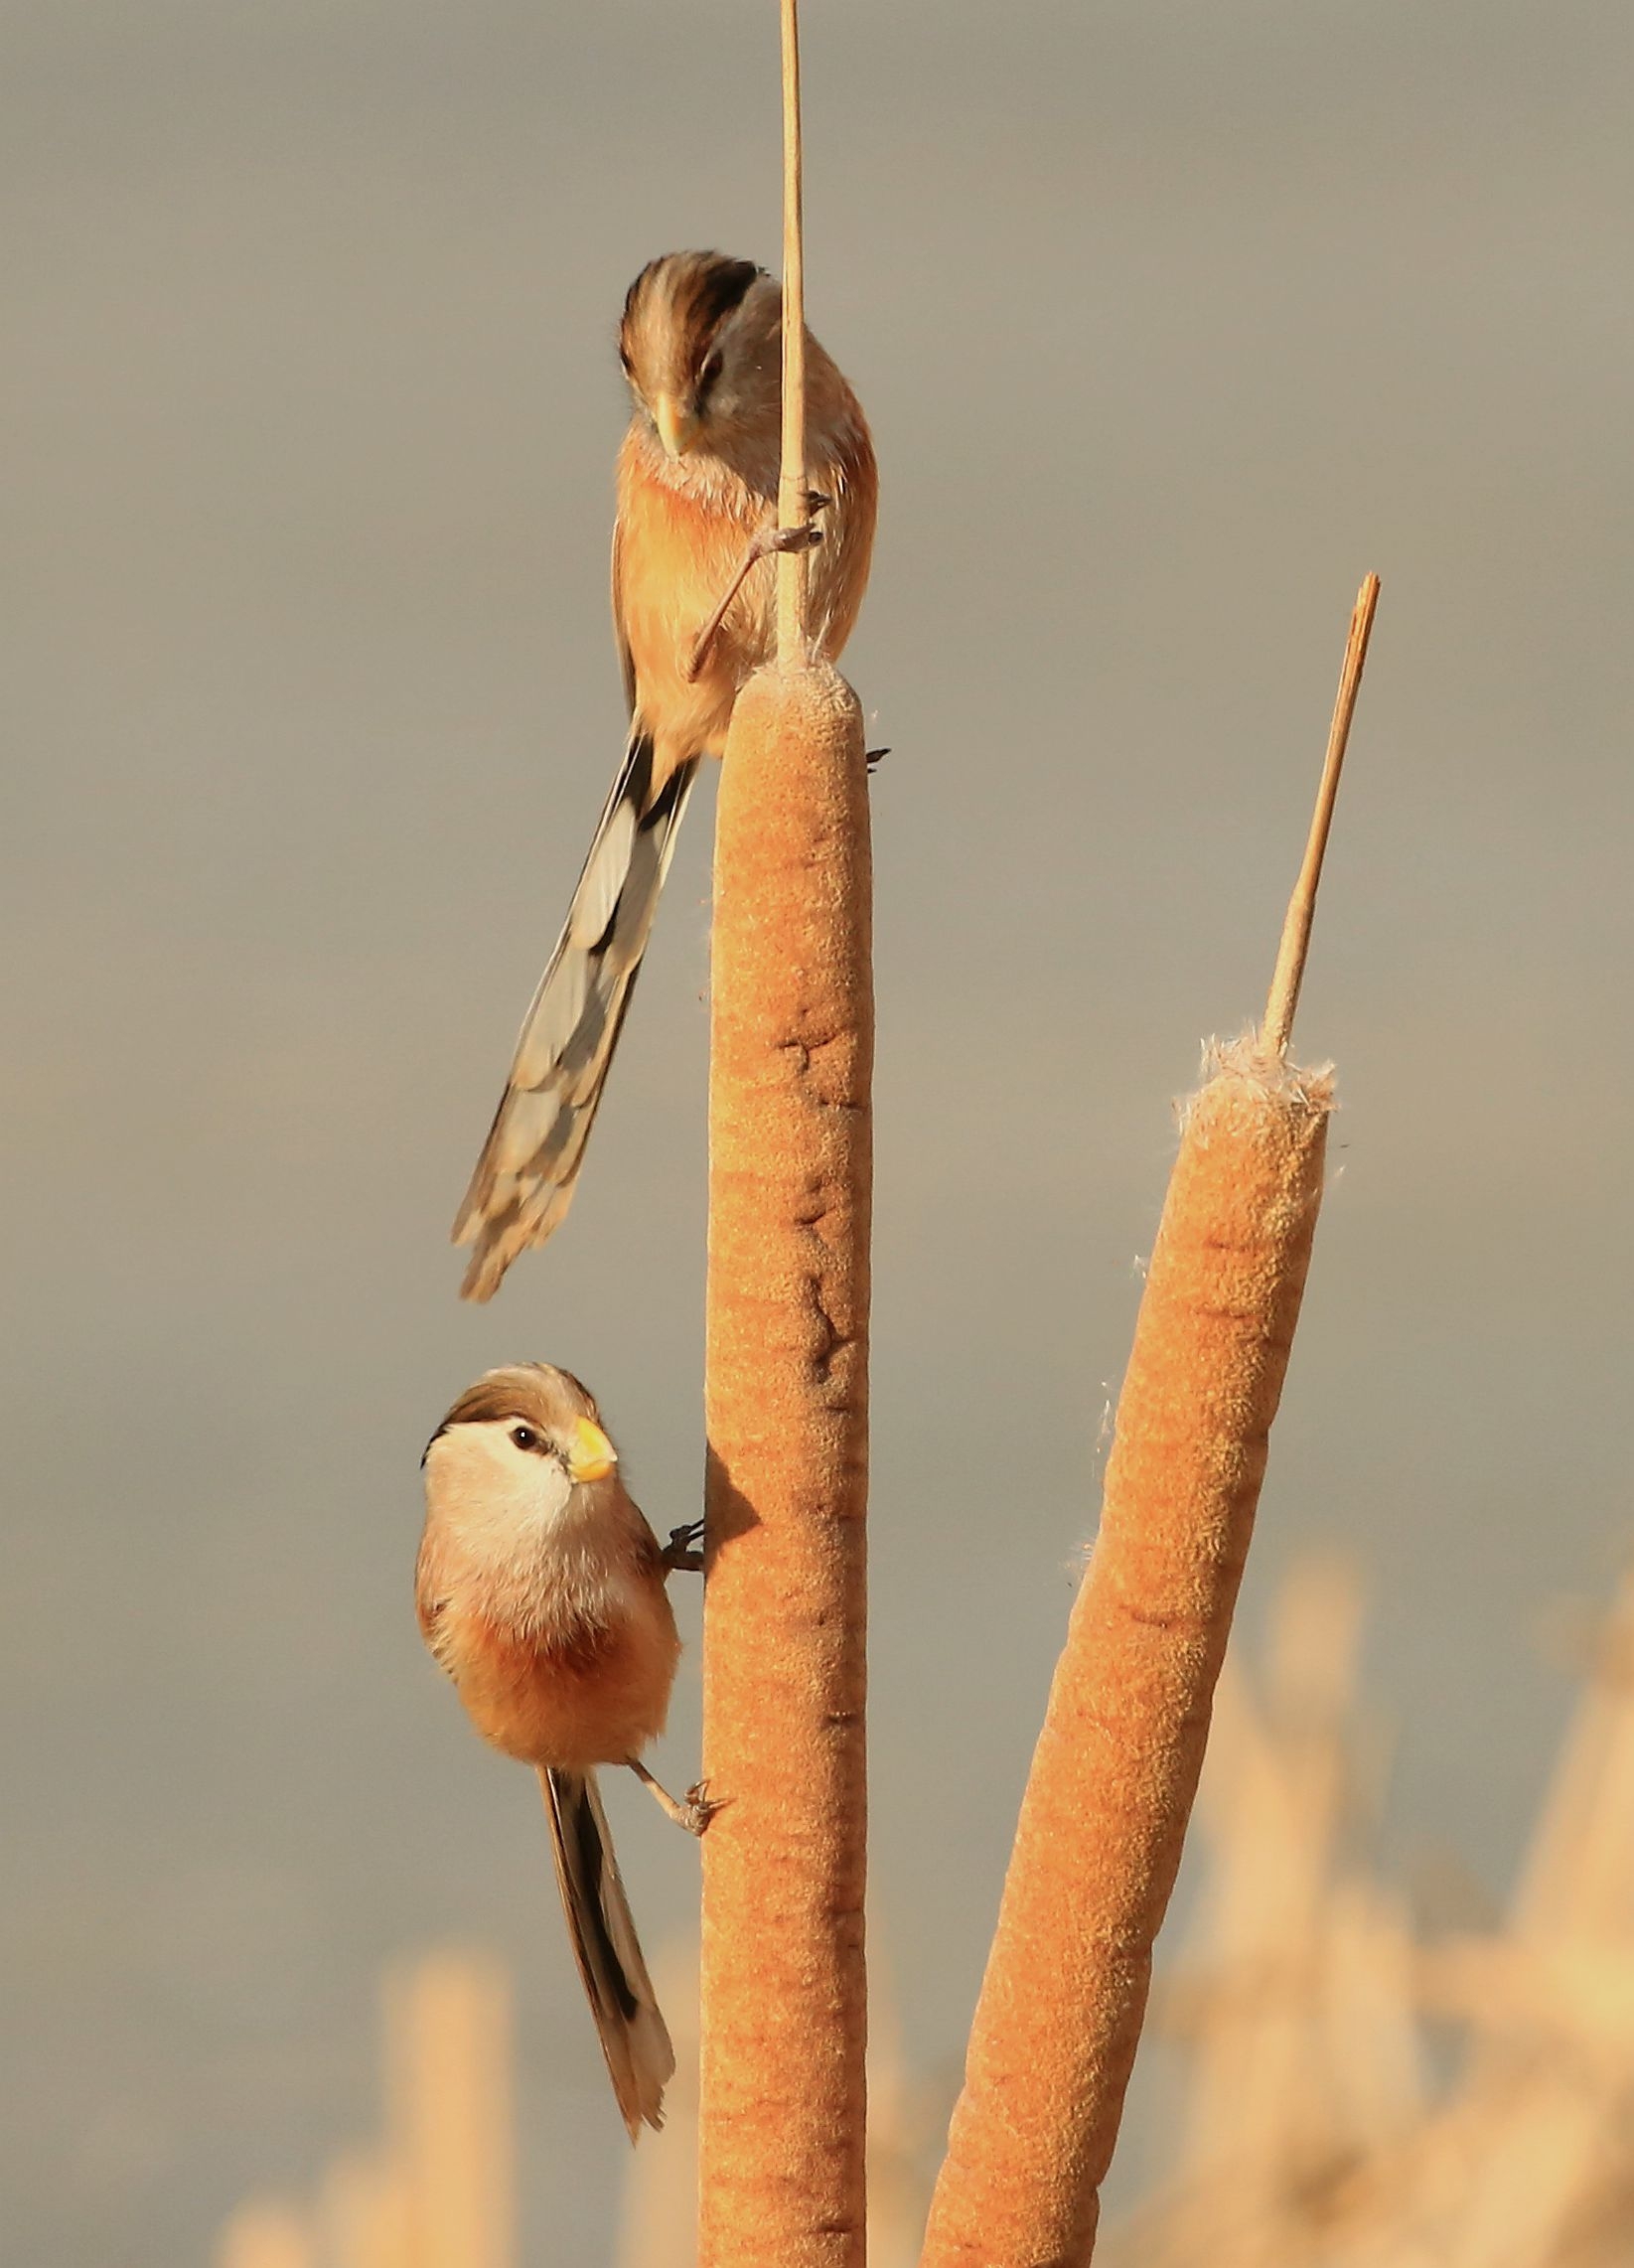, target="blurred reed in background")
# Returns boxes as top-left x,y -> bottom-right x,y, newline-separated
216,1556 -> 1634,2267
